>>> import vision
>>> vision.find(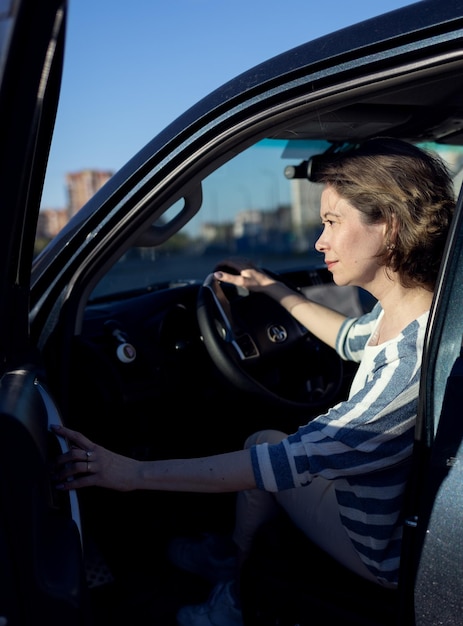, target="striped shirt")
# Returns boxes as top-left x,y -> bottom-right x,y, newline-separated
251,302 -> 428,586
